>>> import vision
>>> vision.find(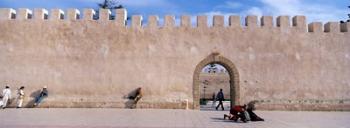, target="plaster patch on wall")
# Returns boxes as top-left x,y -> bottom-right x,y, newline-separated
295,52 -> 301,60
345,54 -> 349,59
100,44 -> 109,58
249,54 -> 256,60
7,44 -> 14,52
248,47 -> 255,60
190,46 -> 198,54
148,44 -> 156,53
